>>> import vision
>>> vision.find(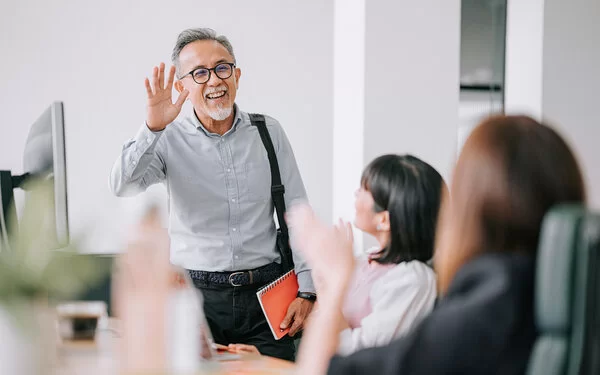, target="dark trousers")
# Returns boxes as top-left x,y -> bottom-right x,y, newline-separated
199,283 -> 297,361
